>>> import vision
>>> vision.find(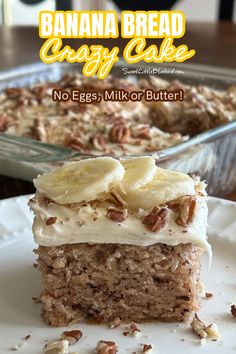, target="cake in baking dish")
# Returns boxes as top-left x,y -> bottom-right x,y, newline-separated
2,74 -> 236,157
29,156 -> 211,326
